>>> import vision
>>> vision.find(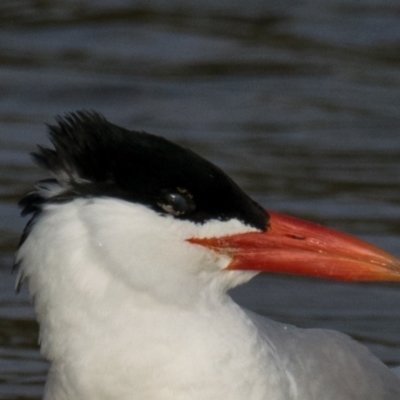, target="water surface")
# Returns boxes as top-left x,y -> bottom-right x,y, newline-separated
1,0 -> 400,398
